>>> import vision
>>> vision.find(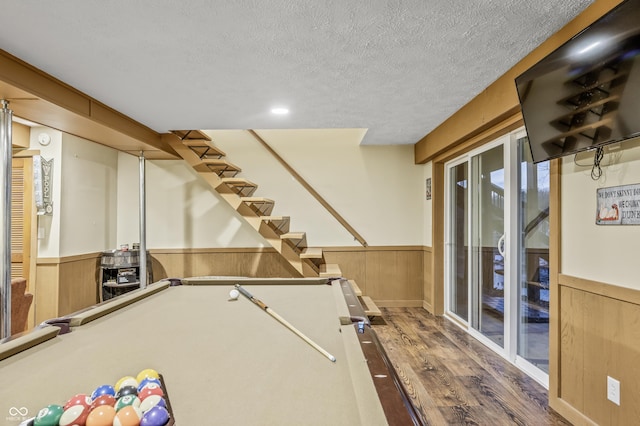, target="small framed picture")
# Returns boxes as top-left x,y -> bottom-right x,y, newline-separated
426,178 -> 432,201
